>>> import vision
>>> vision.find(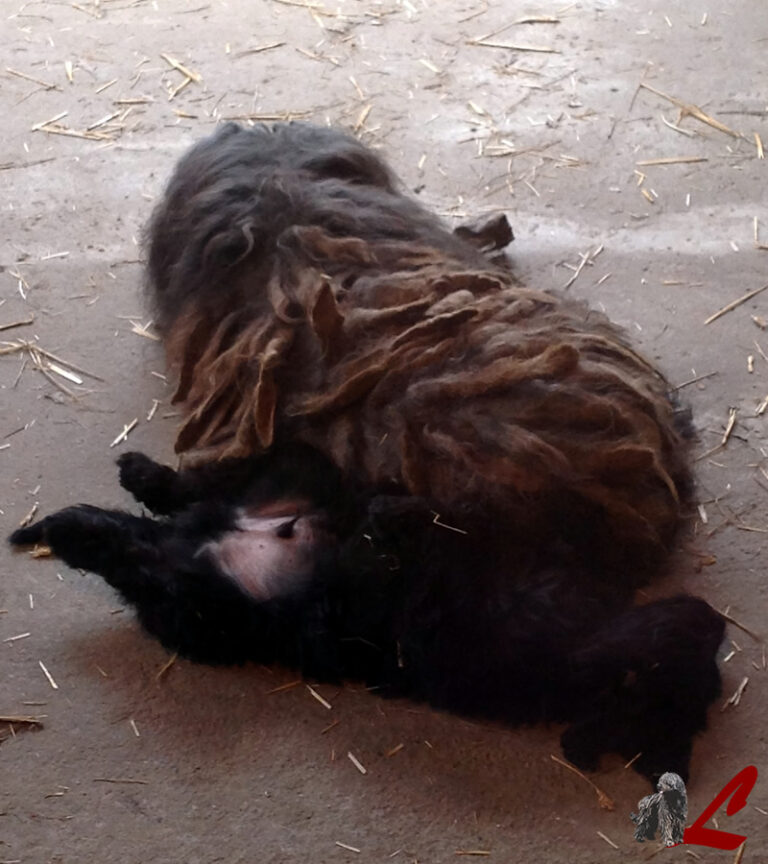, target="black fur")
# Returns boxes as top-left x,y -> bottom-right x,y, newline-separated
10,446 -> 724,784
